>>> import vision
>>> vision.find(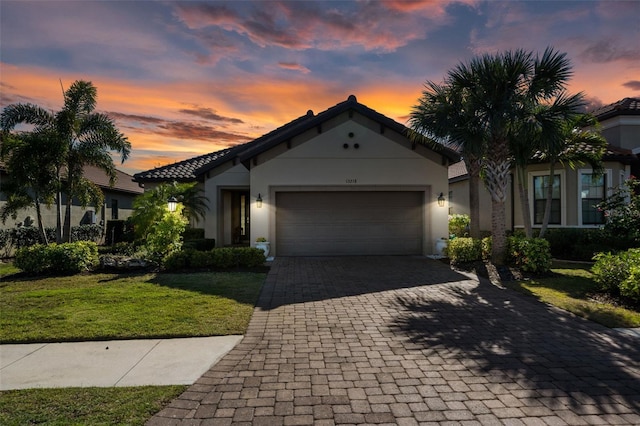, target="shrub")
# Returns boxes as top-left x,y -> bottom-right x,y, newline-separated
182,238 -> 216,251
48,241 -> 99,274
508,237 -> 552,274
14,241 -> 98,275
70,225 -> 103,242
481,236 -> 492,260
14,244 -> 50,274
183,227 -> 205,241
448,238 -> 482,264
541,228 -> 624,261
592,248 -> 640,295
597,177 -> 640,247
163,247 -> 266,271
144,209 -> 187,264
620,264 -> 640,302
448,214 -> 470,237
